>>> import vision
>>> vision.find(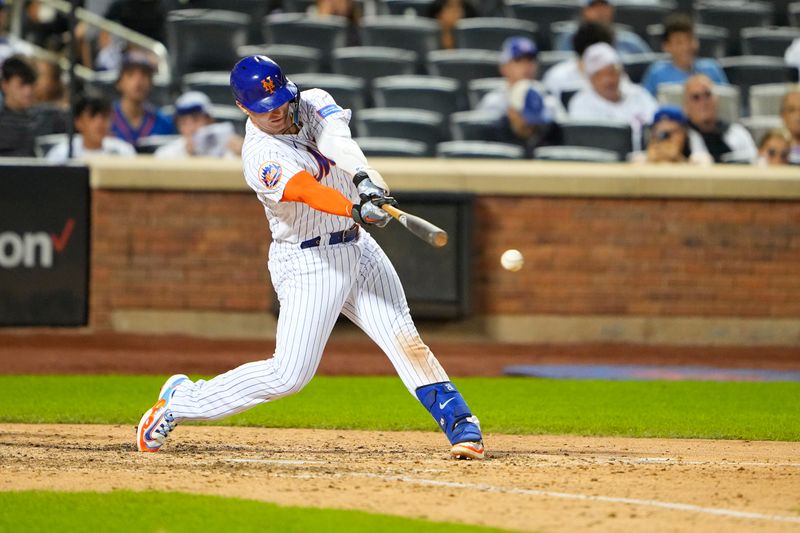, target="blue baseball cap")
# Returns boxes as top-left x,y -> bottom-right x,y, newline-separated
653,105 -> 687,125
500,36 -> 538,64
